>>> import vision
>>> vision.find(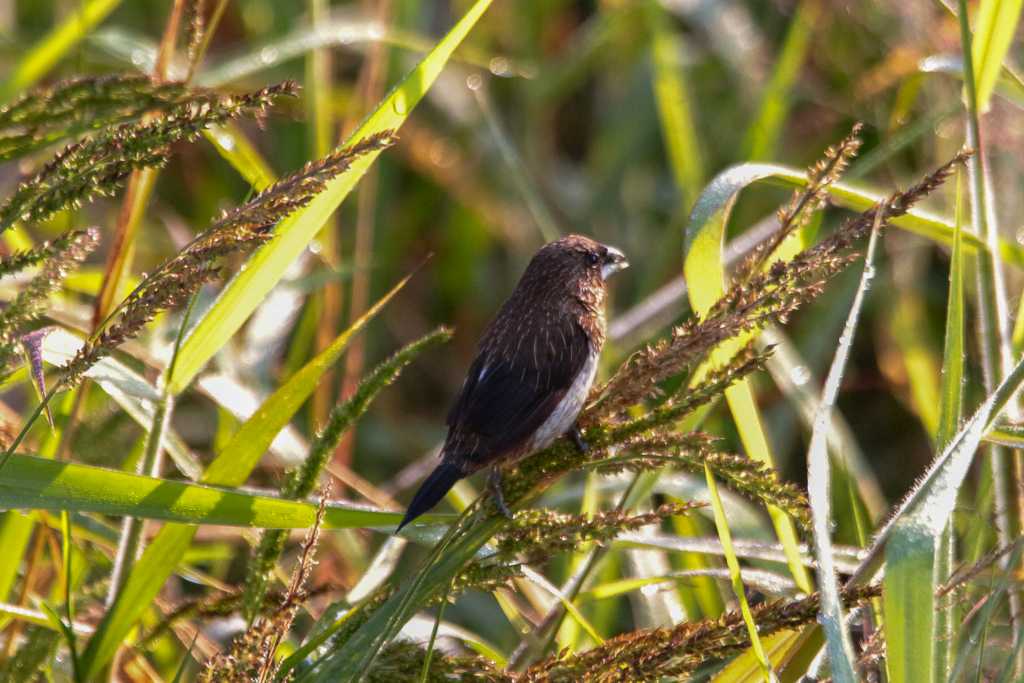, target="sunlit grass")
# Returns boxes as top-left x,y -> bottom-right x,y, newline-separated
2,2 -> 1024,682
